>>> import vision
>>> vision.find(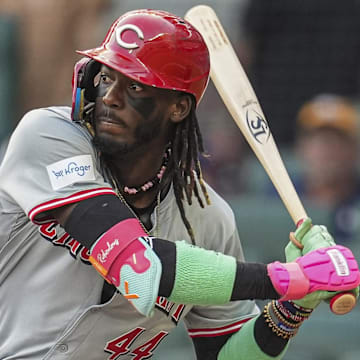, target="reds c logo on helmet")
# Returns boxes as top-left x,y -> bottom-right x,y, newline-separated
115,24 -> 144,49
74,9 -> 210,105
